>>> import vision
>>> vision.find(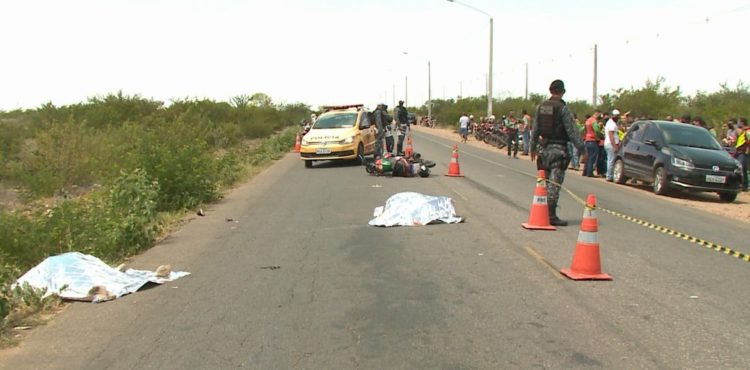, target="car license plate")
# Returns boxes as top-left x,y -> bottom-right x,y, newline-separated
705,175 -> 726,184
316,148 -> 331,155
